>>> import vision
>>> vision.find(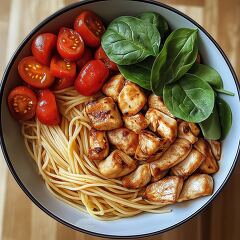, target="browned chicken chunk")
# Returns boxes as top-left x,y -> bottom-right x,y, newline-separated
86,97 -> 123,131
123,113 -> 148,133
143,176 -> 183,203
102,74 -> 125,101
171,149 -> 205,177
151,169 -> 168,183
150,138 -> 192,177
118,81 -> 147,116
134,145 -> 149,161
98,150 -> 137,178
148,94 -> 174,118
88,128 -> 109,161
188,122 -> 200,136
178,121 -> 199,144
122,164 -> 151,189
107,128 -> 138,156
194,139 -> 219,174
145,108 -> 177,143
207,140 -> 221,161
178,174 -> 213,202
